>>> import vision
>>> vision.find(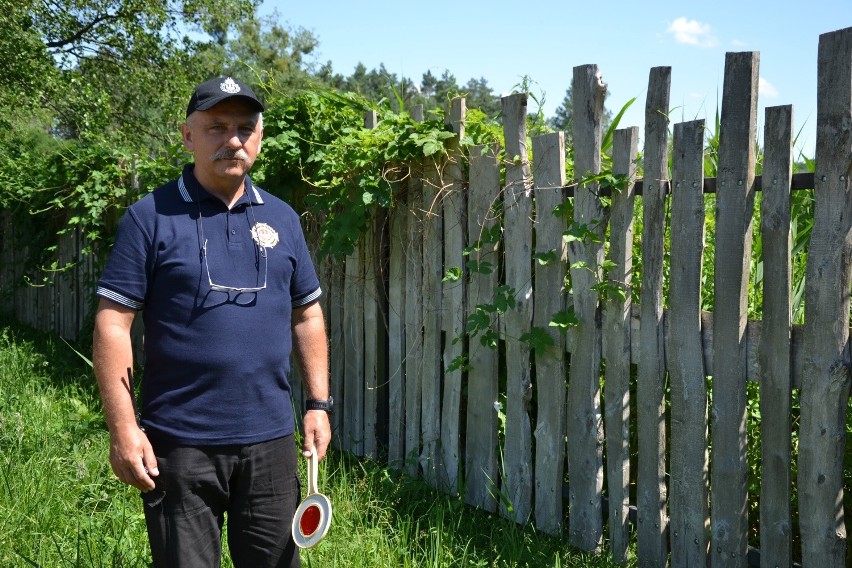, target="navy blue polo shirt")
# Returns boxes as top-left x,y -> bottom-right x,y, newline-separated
96,164 -> 322,445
